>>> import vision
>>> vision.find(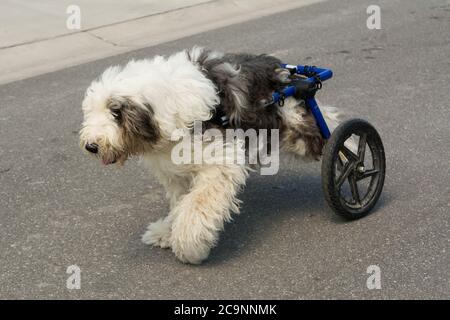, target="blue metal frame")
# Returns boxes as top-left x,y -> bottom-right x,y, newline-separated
272,64 -> 333,139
